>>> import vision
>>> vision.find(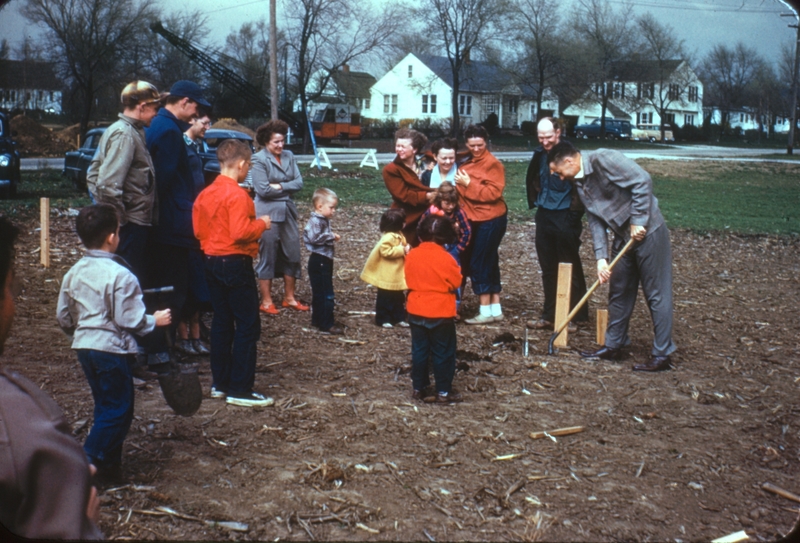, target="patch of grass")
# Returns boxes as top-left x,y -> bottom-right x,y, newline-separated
1,170 -> 91,216
10,159 -> 800,236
